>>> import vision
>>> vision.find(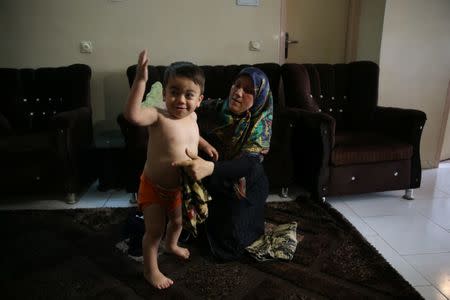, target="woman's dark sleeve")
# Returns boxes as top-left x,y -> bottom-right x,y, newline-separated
212,155 -> 260,180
